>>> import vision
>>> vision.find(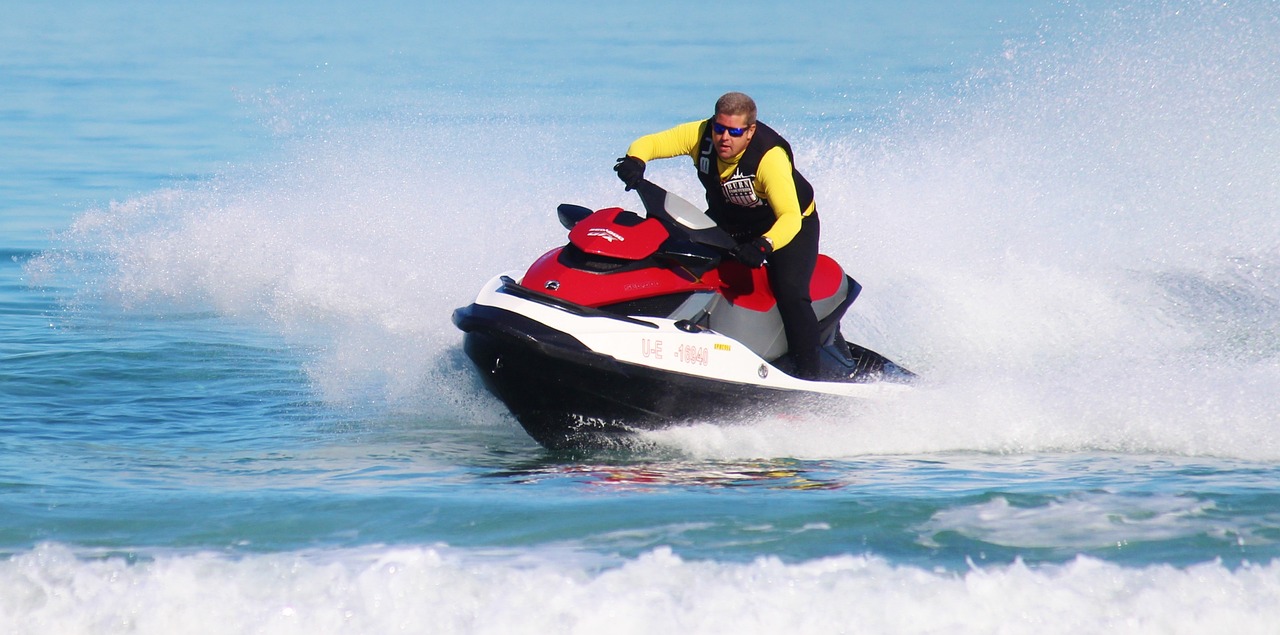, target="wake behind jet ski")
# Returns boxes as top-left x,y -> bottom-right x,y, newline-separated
452,180 -> 914,450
